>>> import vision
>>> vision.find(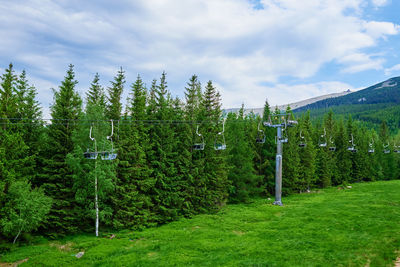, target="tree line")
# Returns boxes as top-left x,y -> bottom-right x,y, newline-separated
0,64 -> 399,244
